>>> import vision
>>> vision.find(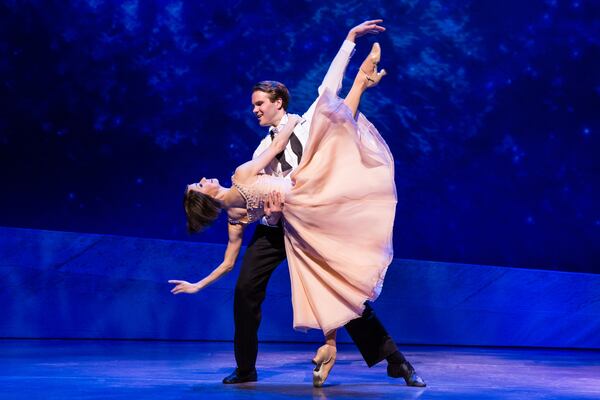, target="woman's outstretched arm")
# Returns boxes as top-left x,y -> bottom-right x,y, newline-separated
168,222 -> 245,294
